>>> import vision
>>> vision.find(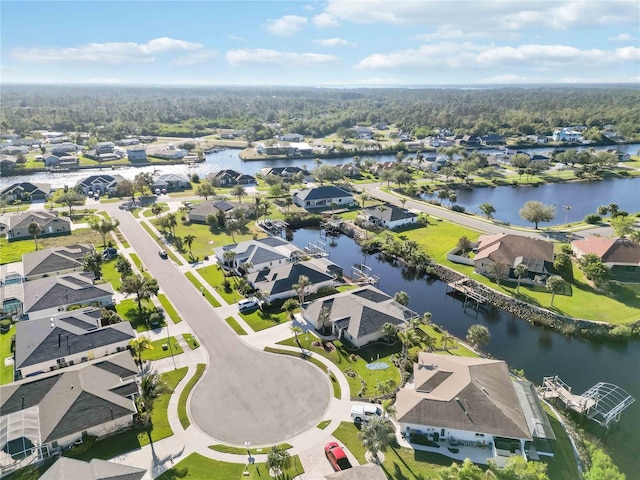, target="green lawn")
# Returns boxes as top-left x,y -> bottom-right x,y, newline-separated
208,442 -> 292,455
316,420 -> 331,430
115,298 -> 164,332
178,363 -> 206,429
140,336 -> 184,361
129,253 -> 151,278
541,407 -> 580,480
156,452 -> 304,480
100,257 -> 122,290
142,203 -> 168,217
197,264 -> 238,304
157,293 -> 182,323
2,459 -> 56,480
0,229 -> 102,265
184,271 -> 221,307
1,325 -> 16,385
393,222 -> 482,263
224,316 -> 248,335
65,368 -> 188,461
182,333 -> 200,349
139,222 -> 182,263
240,305 -> 289,332
277,333 -> 400,398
